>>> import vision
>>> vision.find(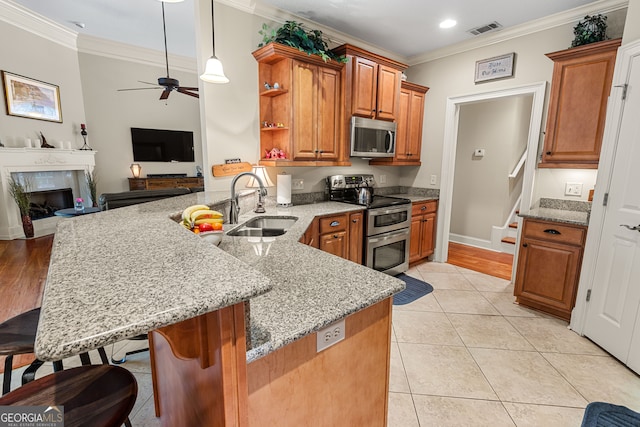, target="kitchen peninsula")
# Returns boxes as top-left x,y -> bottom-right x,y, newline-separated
34,190 -> 404,426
